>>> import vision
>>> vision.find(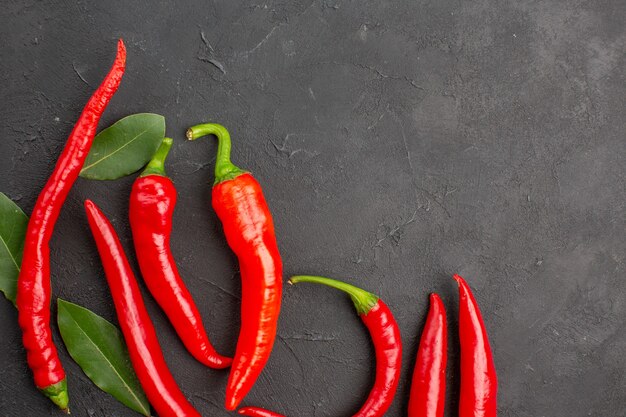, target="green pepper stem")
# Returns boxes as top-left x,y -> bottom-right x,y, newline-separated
186,123 -> 246,184
140,137 -> 173,177
289,275 -> 379,315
